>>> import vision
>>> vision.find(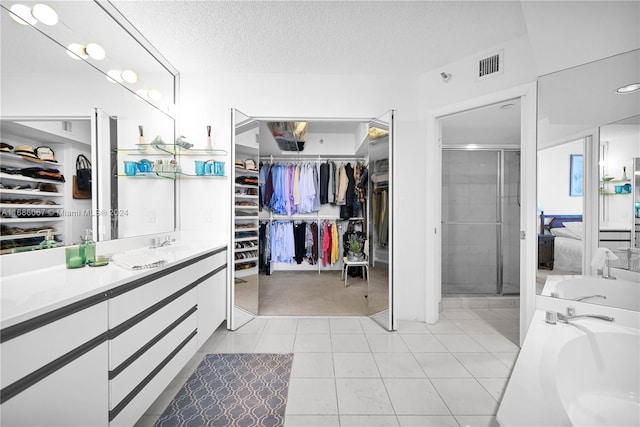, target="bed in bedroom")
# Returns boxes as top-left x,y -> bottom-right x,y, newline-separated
540,213 -> 583,273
